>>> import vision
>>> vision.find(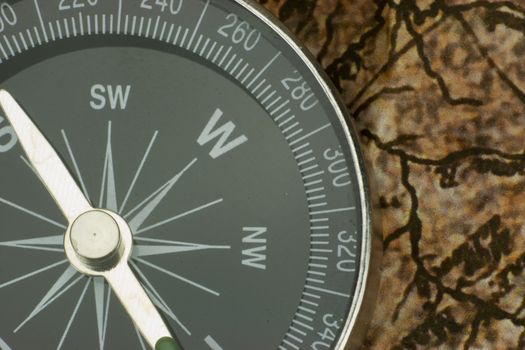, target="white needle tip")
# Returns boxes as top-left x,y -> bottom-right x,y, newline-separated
0,89 -> 13,106
0,89 -> 92,222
